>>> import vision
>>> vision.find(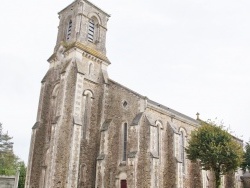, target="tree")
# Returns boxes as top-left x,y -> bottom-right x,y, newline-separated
0,123 -> 14,152
241,141 -> 250,172
0,123 -> 26,186
0,123 -> 19,175
18,161 -> 26,188
0,151 -> 19,175
186,121 -> 243,188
